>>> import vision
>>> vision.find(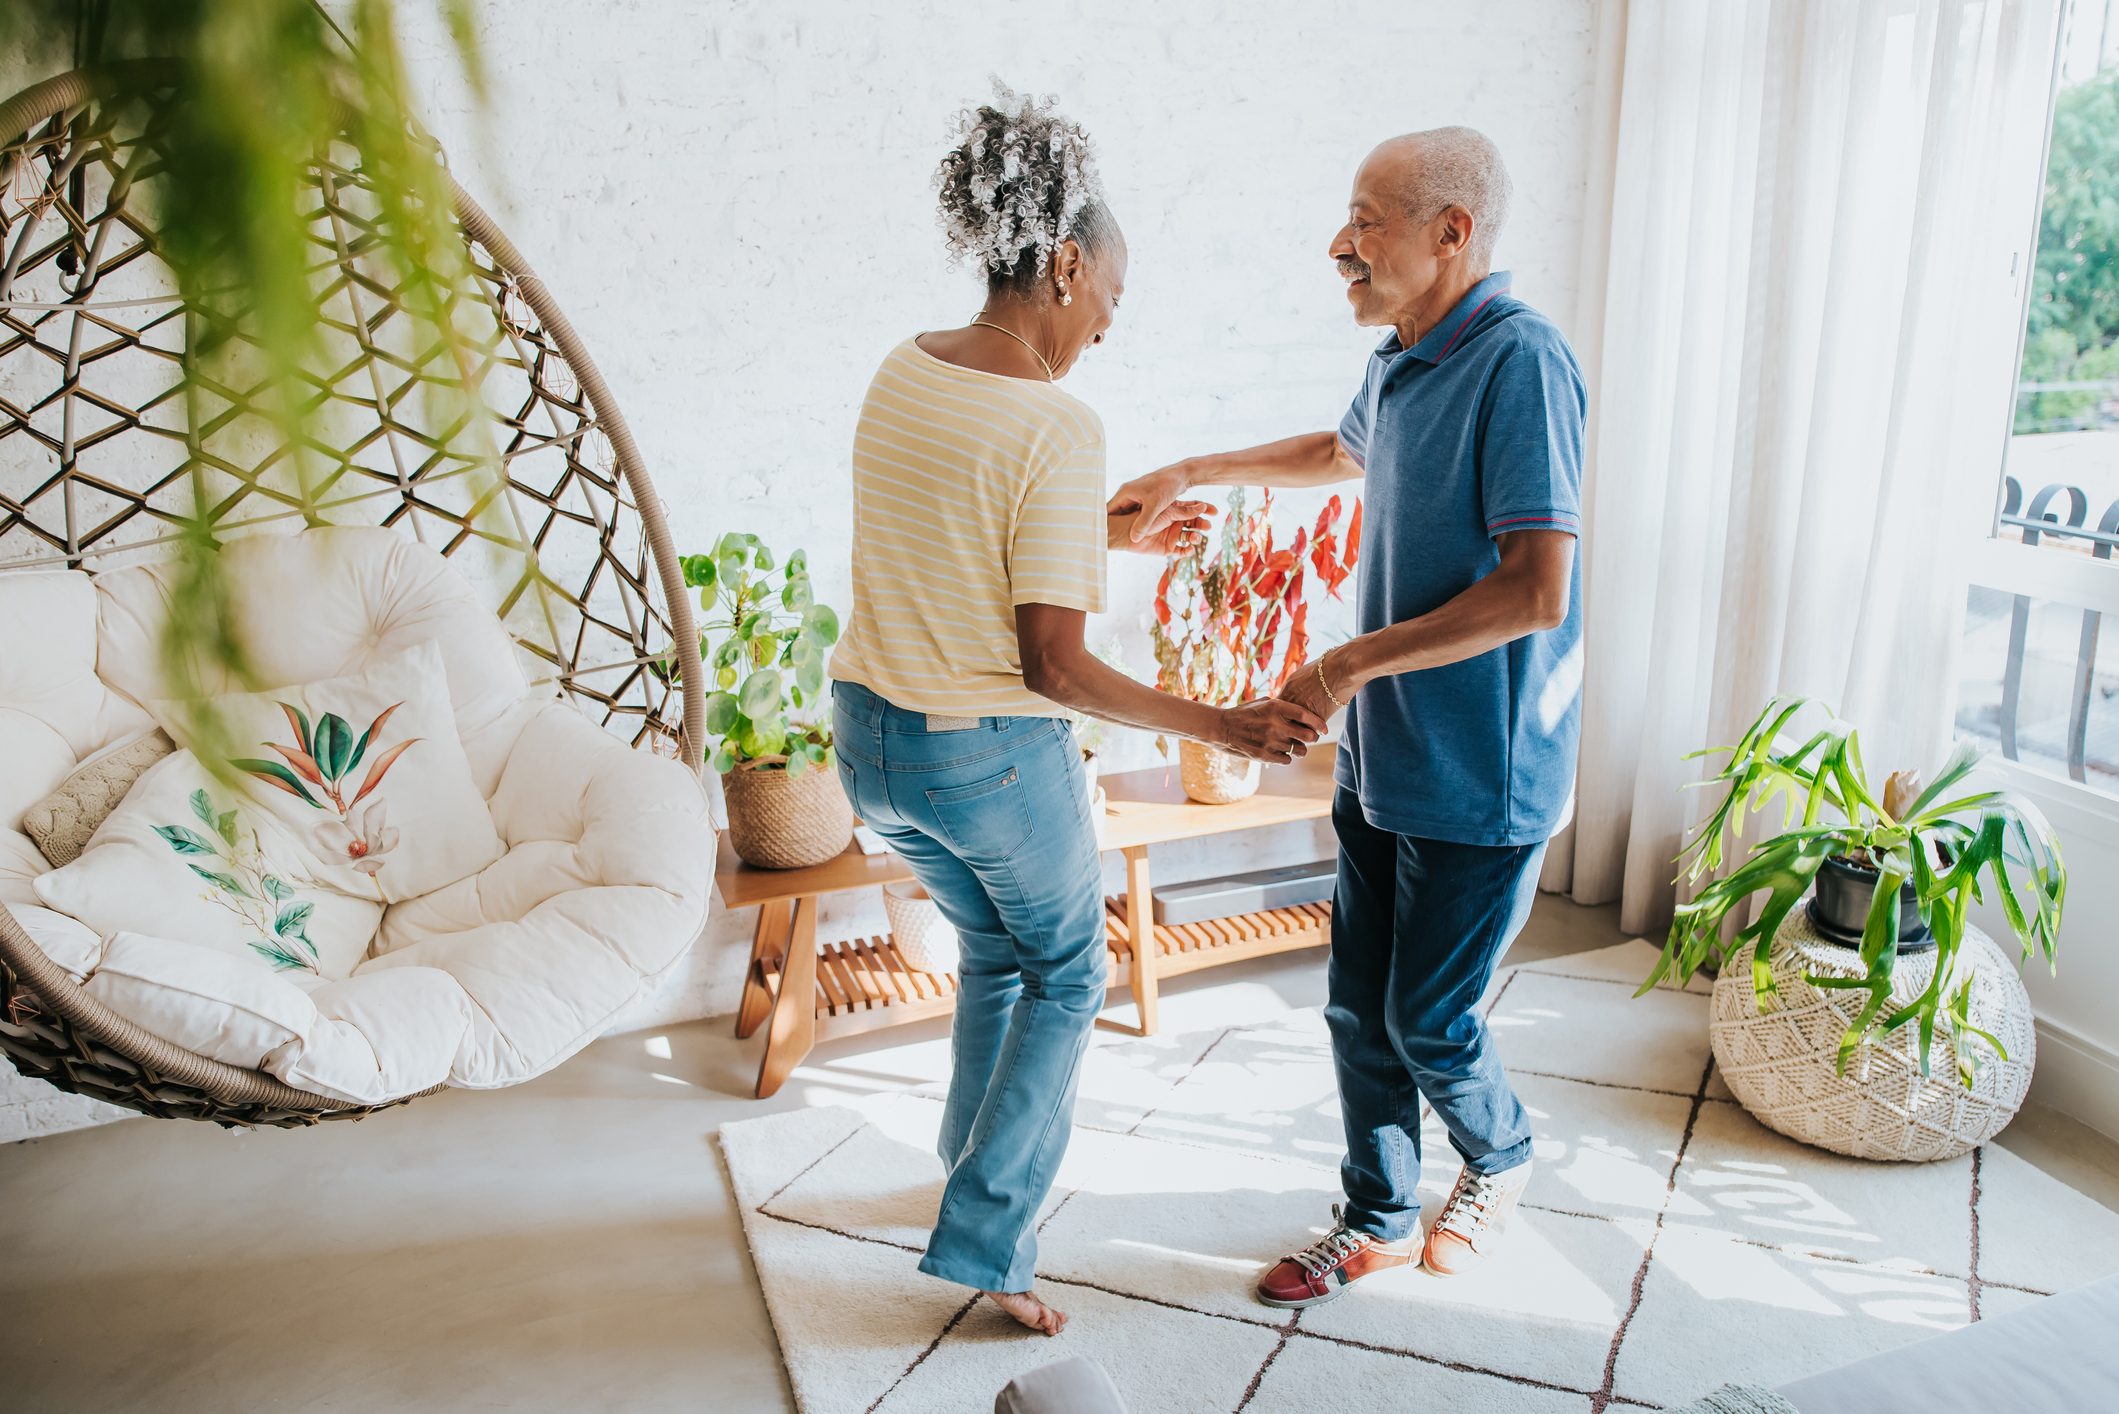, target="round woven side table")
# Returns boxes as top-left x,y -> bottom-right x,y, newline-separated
1710,909 -> 2036,1162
